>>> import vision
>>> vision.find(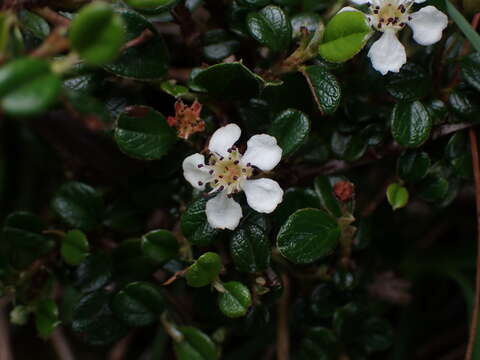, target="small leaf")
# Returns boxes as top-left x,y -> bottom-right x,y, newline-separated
331,131 -> 368,161
35,299 -> 60,338
386,183 -> 409,210
230,223 -> 270,273
390,101 -> 432,148
142,229 -> 179,263
104,8 -> 169,79
112,281 -> 165,326
18,10 -> 50,39
0,58 -> 61,117
202,29 -> 240,63
62,230 -> 90,266
302,65 -> 341,115
277,208 -> 341,264
161,80 -> 189,97
386,63 -> 430,101
217,281 -> 252,318
124,0 -> 180,14
319,11 -> 371,63
75,253 -> 112,293
181,198 -> 221,246
397,151 -> 431,183
51,181 -> 104,231
185,252 -> 222,288
314,176 -> 342,218
418,173 -> 449,202
114,105 -> 177,160
268,109 -> 310,156
174,326 -> 219,360
246,5 -> 292,52
192,62 -> 265,100
69,2 -> 125,65
272,188 -> 320,228
462,52 -> 480,92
